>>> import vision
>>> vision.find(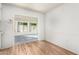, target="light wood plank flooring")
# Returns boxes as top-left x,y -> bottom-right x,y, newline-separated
0,40 -> 76,55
